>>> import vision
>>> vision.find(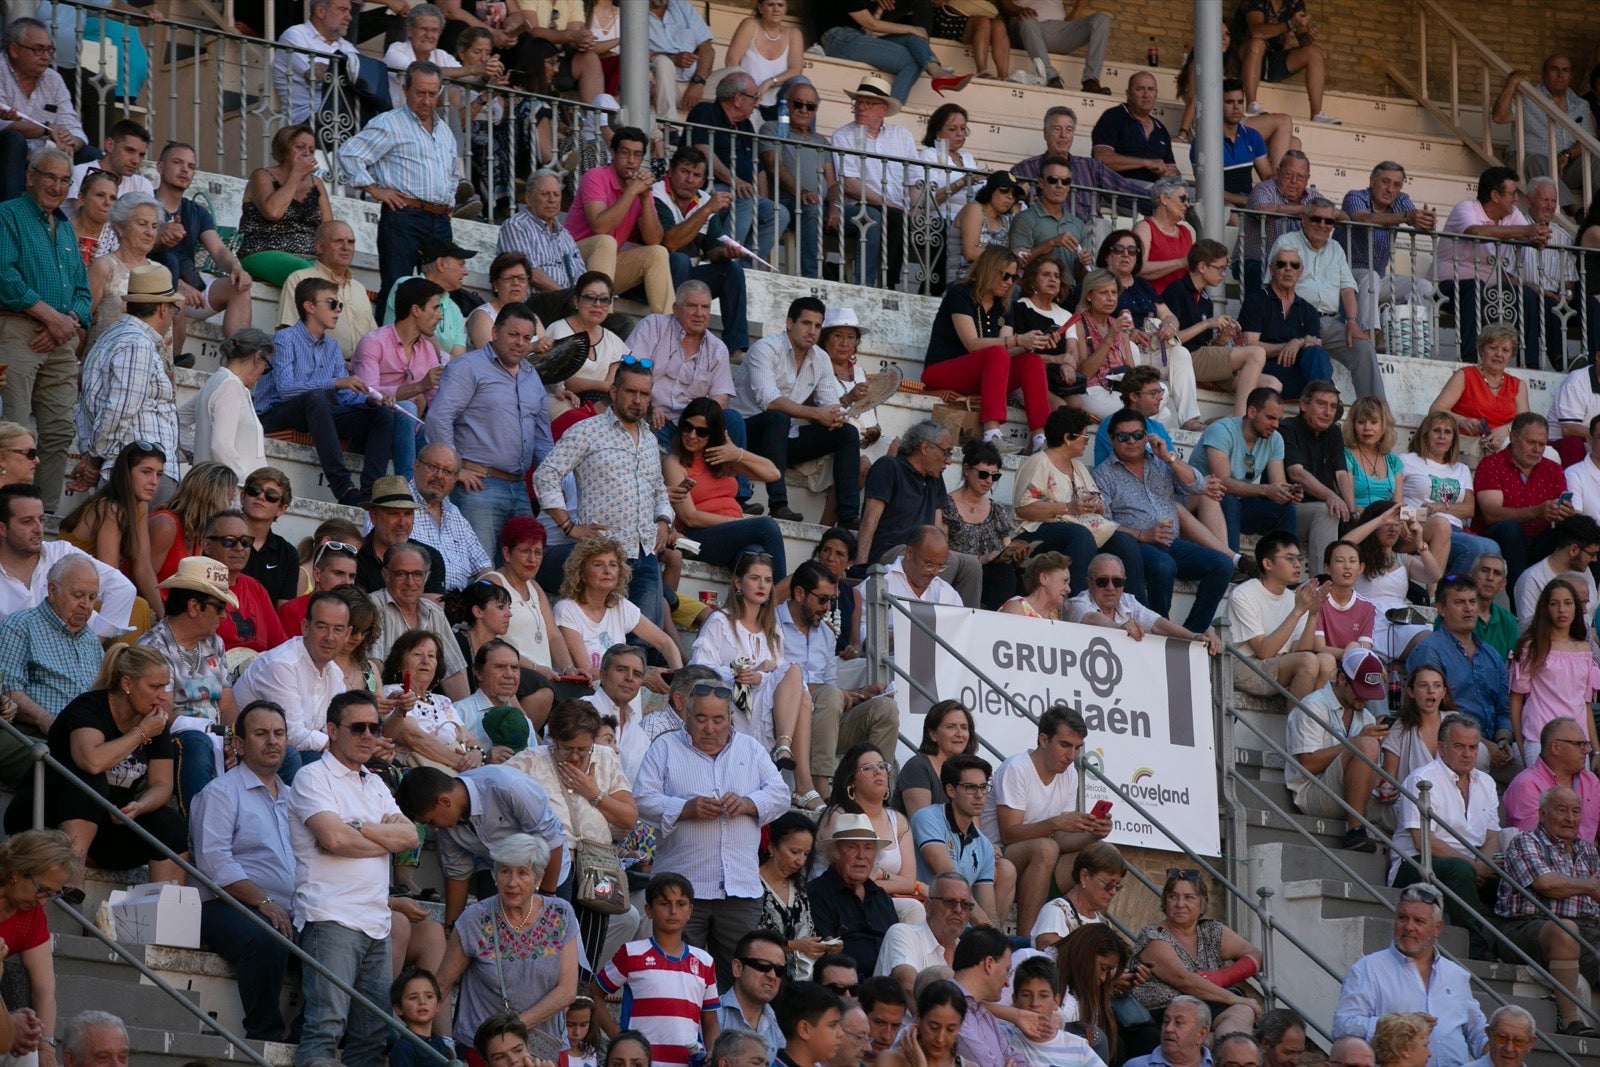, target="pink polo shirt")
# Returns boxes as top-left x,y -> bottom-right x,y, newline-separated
564,165 -> 641,245
351,324 -> 444,405
1503,759 -> 1600,842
